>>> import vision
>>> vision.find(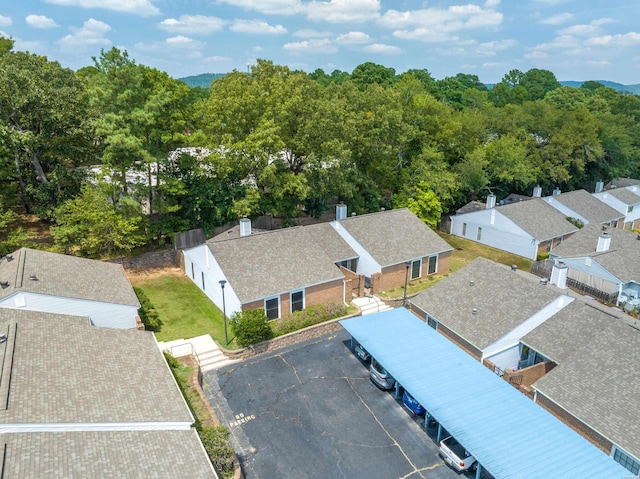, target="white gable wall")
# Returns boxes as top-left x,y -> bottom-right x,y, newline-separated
183,244 -> 242,316
543,197 -> 589,225
483,295 -> 574,371
450,209 -> 539,259
594,190 -> 640,226
329,221 -> 381,277
0,293 -> 138,329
